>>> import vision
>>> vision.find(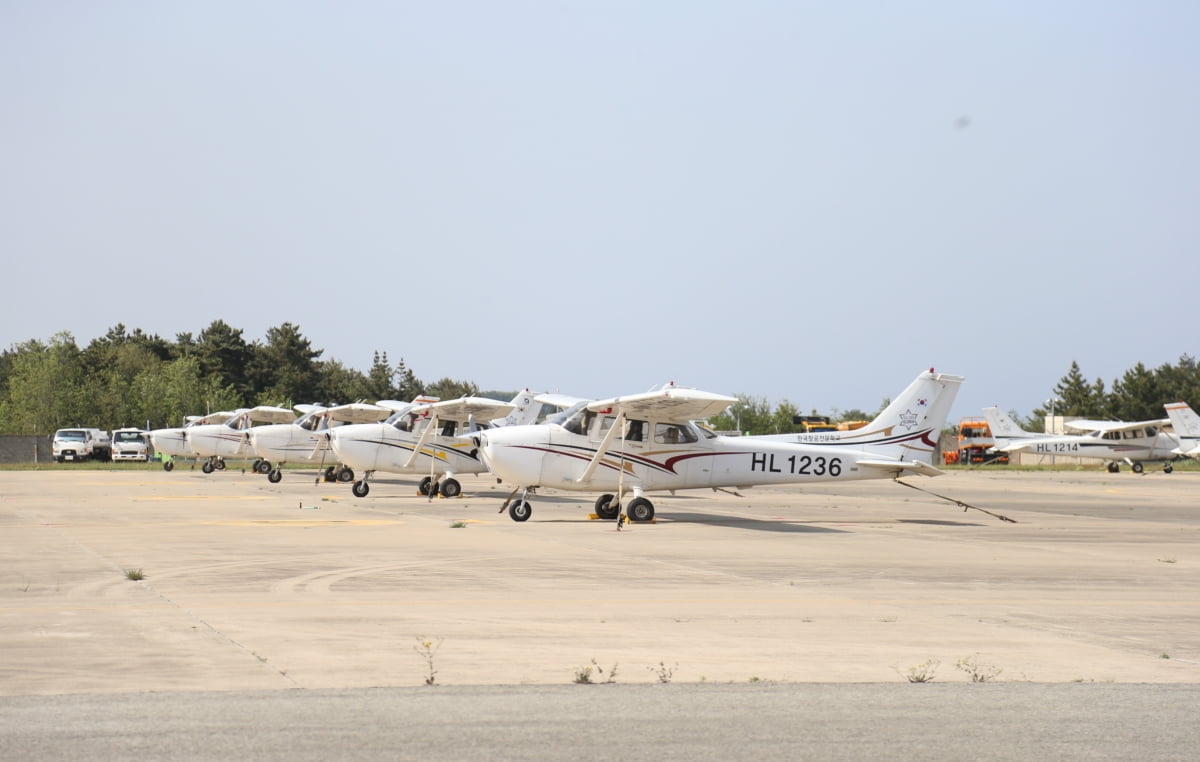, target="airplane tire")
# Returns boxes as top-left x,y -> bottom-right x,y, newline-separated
419,476 -> 434,496
1165,464 -> 1174,474
1107,463 -> 1120,473
352,481 -> 370,498
256,460 -> 272,475
595,494 -> 619,521
163,460 -> 174,472
1132,463 -> 1144,474
216,460 -> 226,471
509,501 -> 532,522
627,497 -> 654,522
337,467 -> 355,483
202,461 -> 215,474
440,478 -> 462,498
268,469 -> 283,484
